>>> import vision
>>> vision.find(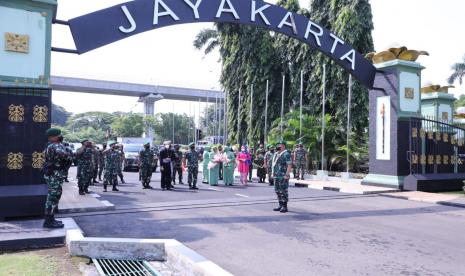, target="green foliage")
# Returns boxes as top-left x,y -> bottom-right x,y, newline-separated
455,95 -> 465,110
448,55 -> 465,85
146,113 -> 195,145
111,113 -> 144,137
193,0 -> 374,148
51,104 -> 71,126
